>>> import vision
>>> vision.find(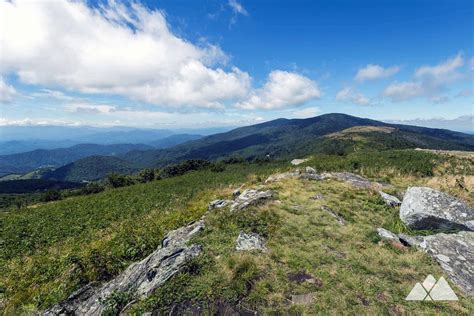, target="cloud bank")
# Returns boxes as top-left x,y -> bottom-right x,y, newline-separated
0,0 -> 318,110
